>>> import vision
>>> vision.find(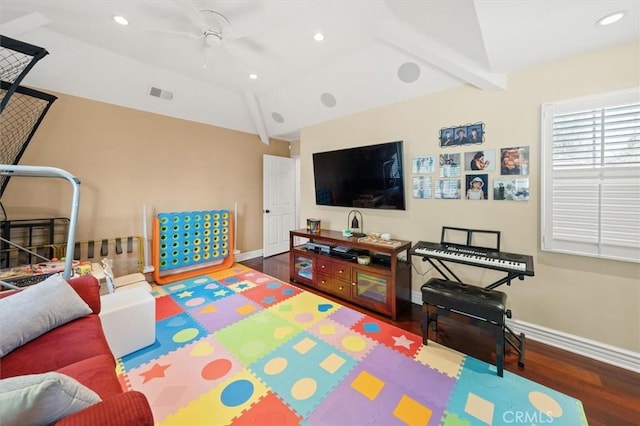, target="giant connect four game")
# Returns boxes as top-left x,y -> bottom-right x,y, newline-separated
152,210 -> 234,284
